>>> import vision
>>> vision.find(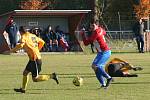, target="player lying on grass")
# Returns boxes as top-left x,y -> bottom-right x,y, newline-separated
4,26 -> 59,93
80,20 -> 113,88
105,58 -> 143,77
